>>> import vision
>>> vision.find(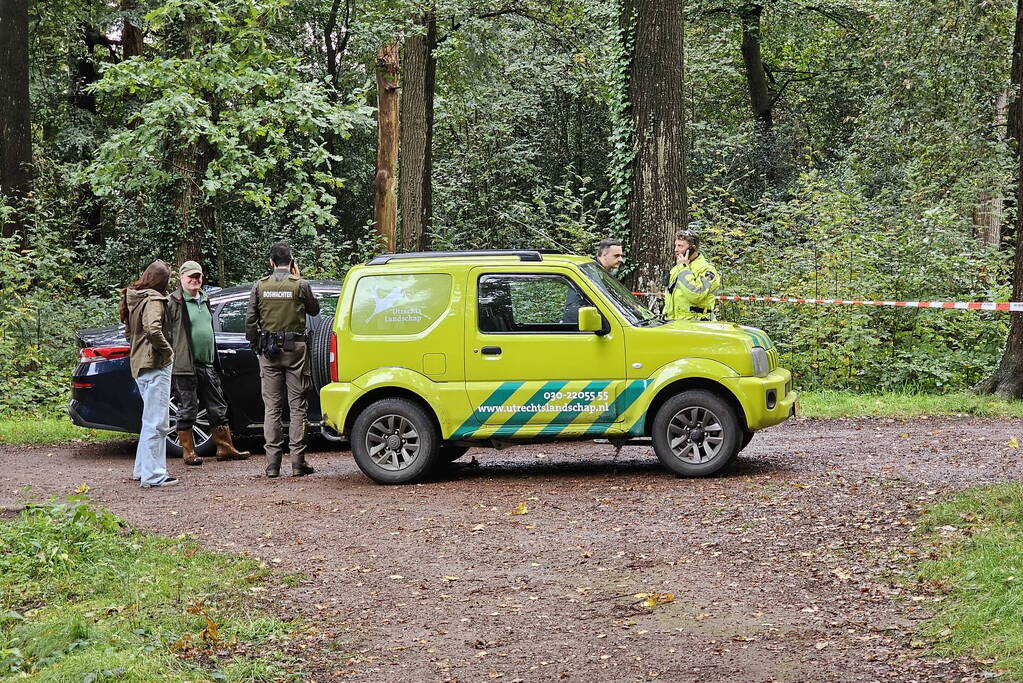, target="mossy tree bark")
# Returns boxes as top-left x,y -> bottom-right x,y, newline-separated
620,0 -> 687,293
